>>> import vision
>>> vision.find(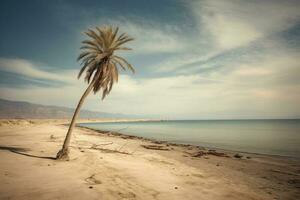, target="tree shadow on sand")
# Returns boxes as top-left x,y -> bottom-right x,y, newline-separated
0,145 -> 56,160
